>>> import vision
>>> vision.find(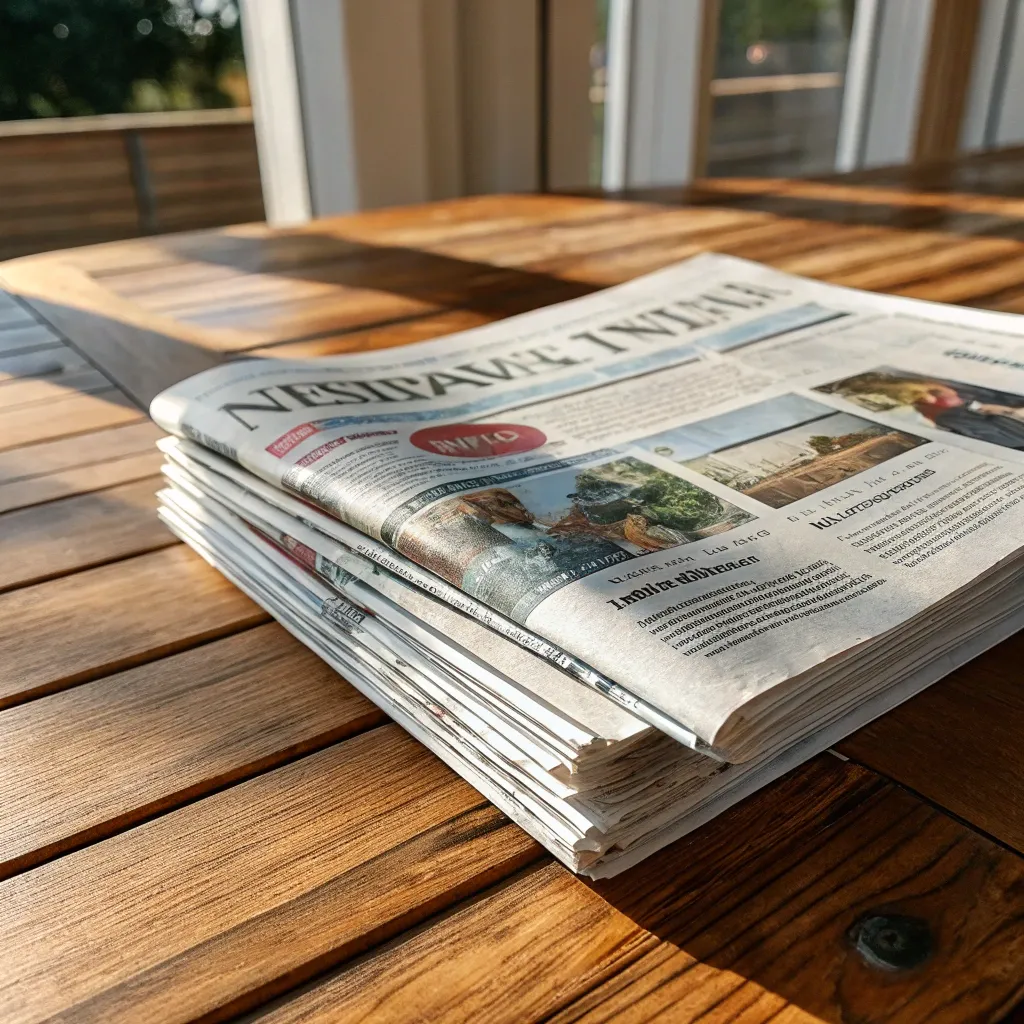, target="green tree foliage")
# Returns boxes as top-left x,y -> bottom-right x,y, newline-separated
807,434 -> 837,454
572,458 -> 727,533
0,0 -> 244,120
719,0 -> 852,49
715,0 -> 856,75
808,428 -> 883,455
